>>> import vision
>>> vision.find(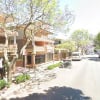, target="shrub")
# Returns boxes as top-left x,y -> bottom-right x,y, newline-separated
0,79 -> 6,90
15,74 -> 30,84
6,82 -> 11,88
47,62 -> 62,70
25,74 -> 30,80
